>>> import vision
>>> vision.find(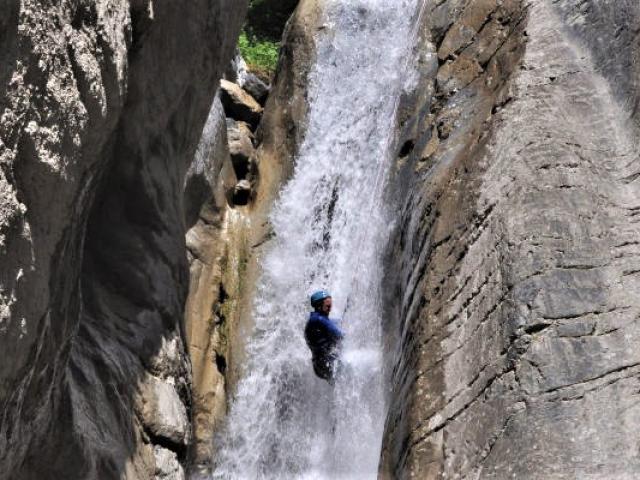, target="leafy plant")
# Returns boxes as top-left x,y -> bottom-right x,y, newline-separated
237,0 -> 298,78
238,32 -> 280,78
